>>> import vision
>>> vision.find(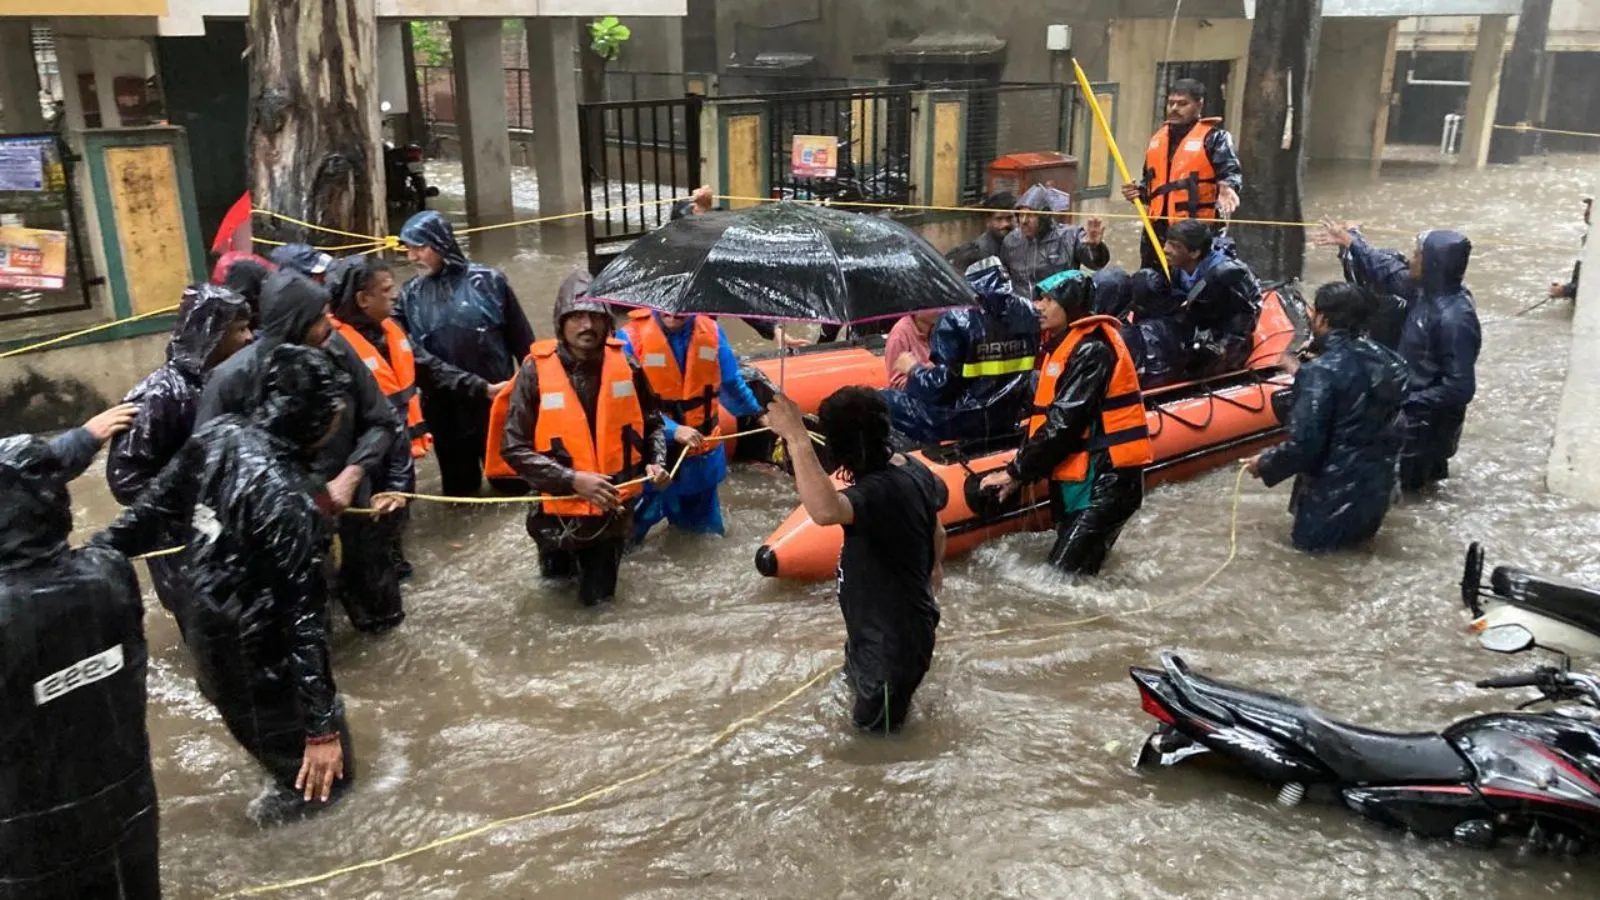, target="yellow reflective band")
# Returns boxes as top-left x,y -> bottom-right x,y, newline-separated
960,356 -> 1037,378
